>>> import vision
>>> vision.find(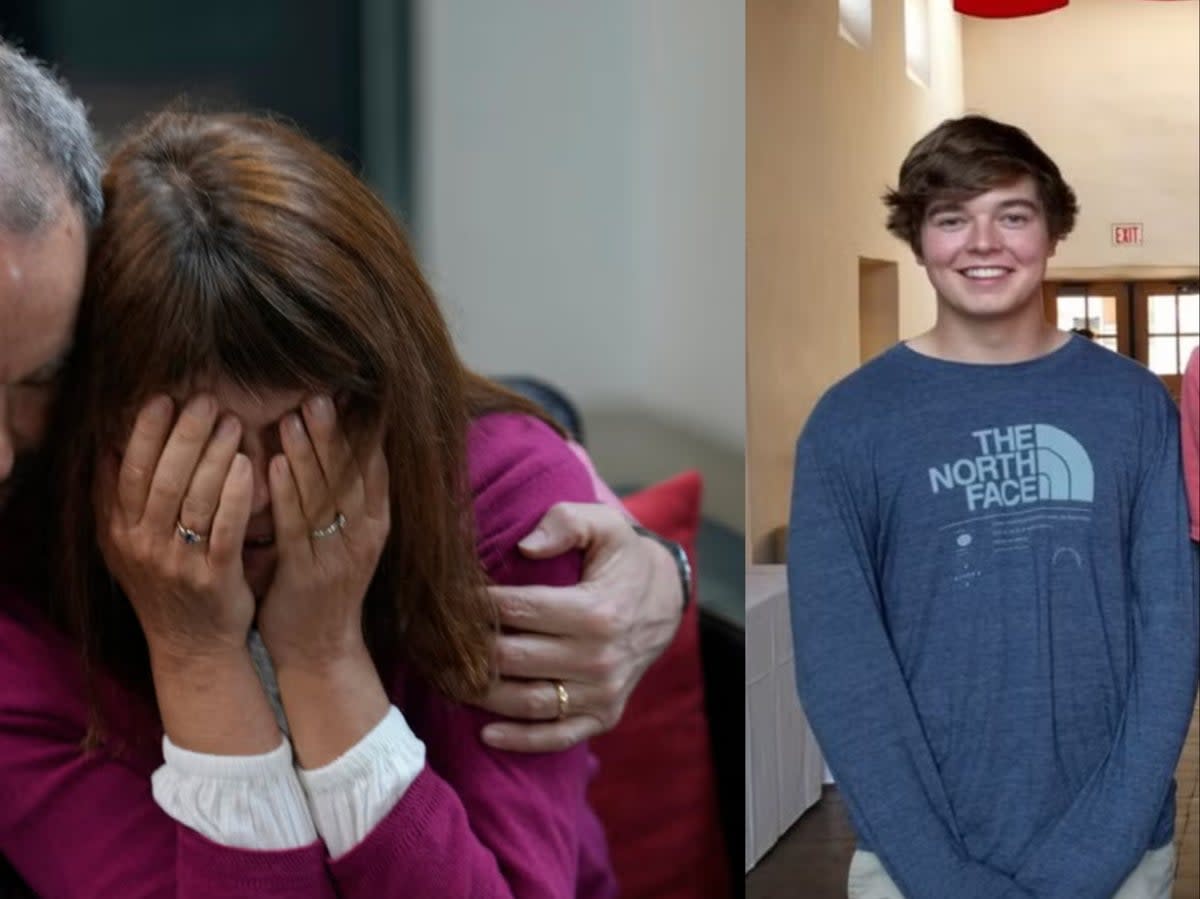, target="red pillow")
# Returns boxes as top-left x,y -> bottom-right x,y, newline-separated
587,470 -> 731,899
